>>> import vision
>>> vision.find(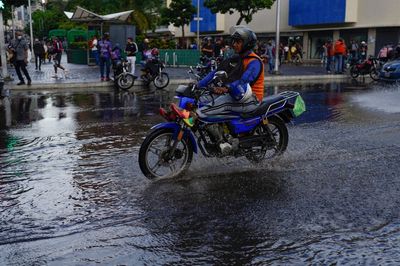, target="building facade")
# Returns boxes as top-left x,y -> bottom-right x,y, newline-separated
176,0 -> 400,58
